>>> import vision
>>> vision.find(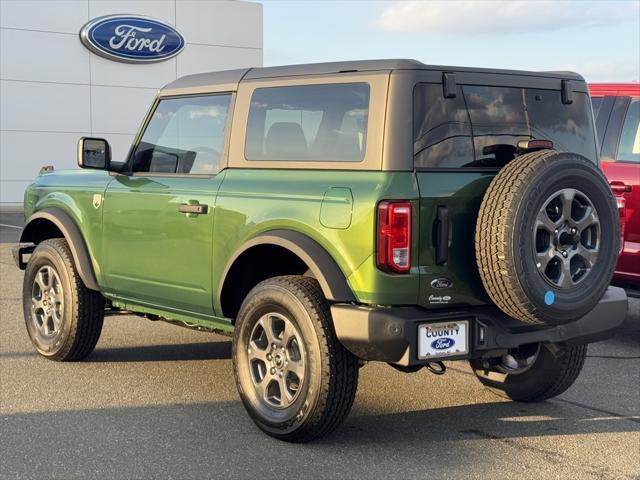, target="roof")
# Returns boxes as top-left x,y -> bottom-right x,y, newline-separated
588,83 -> 640,97
160,59 -> 585,95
